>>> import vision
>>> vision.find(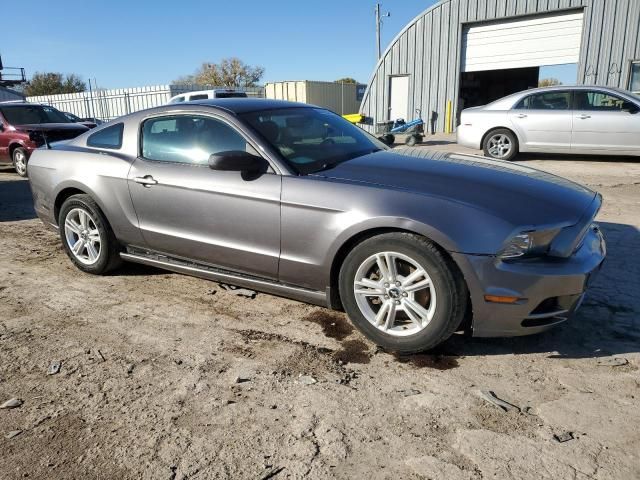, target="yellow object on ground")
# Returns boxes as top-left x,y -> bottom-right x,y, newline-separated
342,113 -> 364,124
